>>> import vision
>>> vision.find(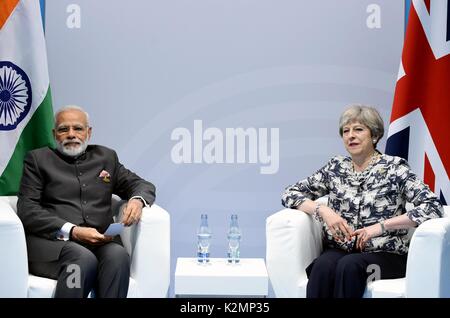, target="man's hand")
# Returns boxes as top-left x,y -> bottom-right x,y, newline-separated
121,198 -> 144,226
71,226 -> 113,245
